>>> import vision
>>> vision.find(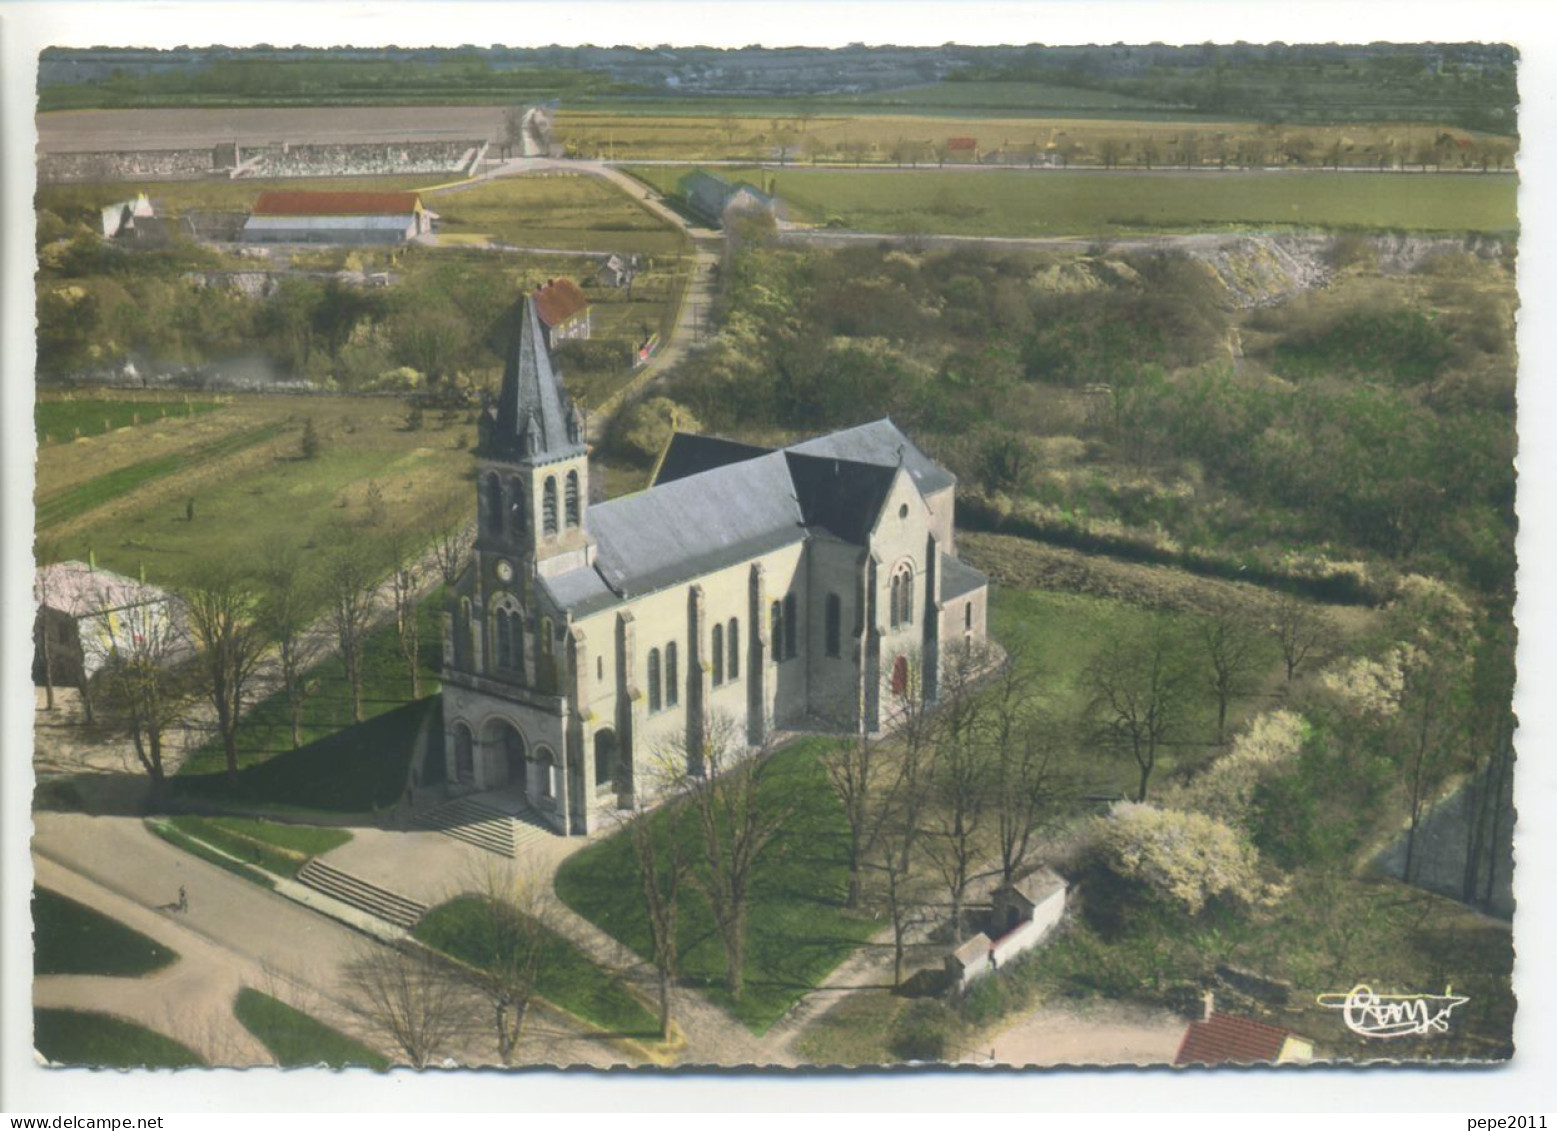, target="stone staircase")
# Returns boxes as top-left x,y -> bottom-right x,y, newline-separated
295,858 -> 428,930
410,794 -> 557,857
